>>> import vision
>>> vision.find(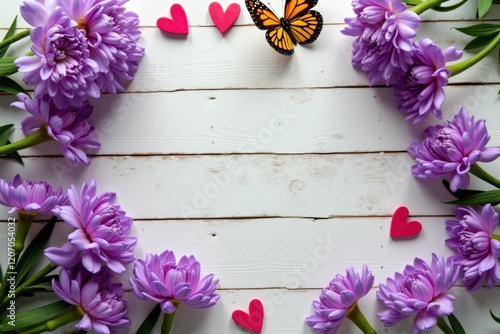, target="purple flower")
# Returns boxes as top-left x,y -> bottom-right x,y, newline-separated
52,264 -> 130,333
45,180 -> 137,273
305,264 -> 374,334
446,205 -> 500,291
130,250 -> 220,313
342,0 -> 421,85
394,39 -> 462,124
408,108 -> 500,192
57,0 -> 145,94
15,0 -> 100,108
377,254 -> 459,333
12,93 -> 100,164
0,174 -> 67,215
